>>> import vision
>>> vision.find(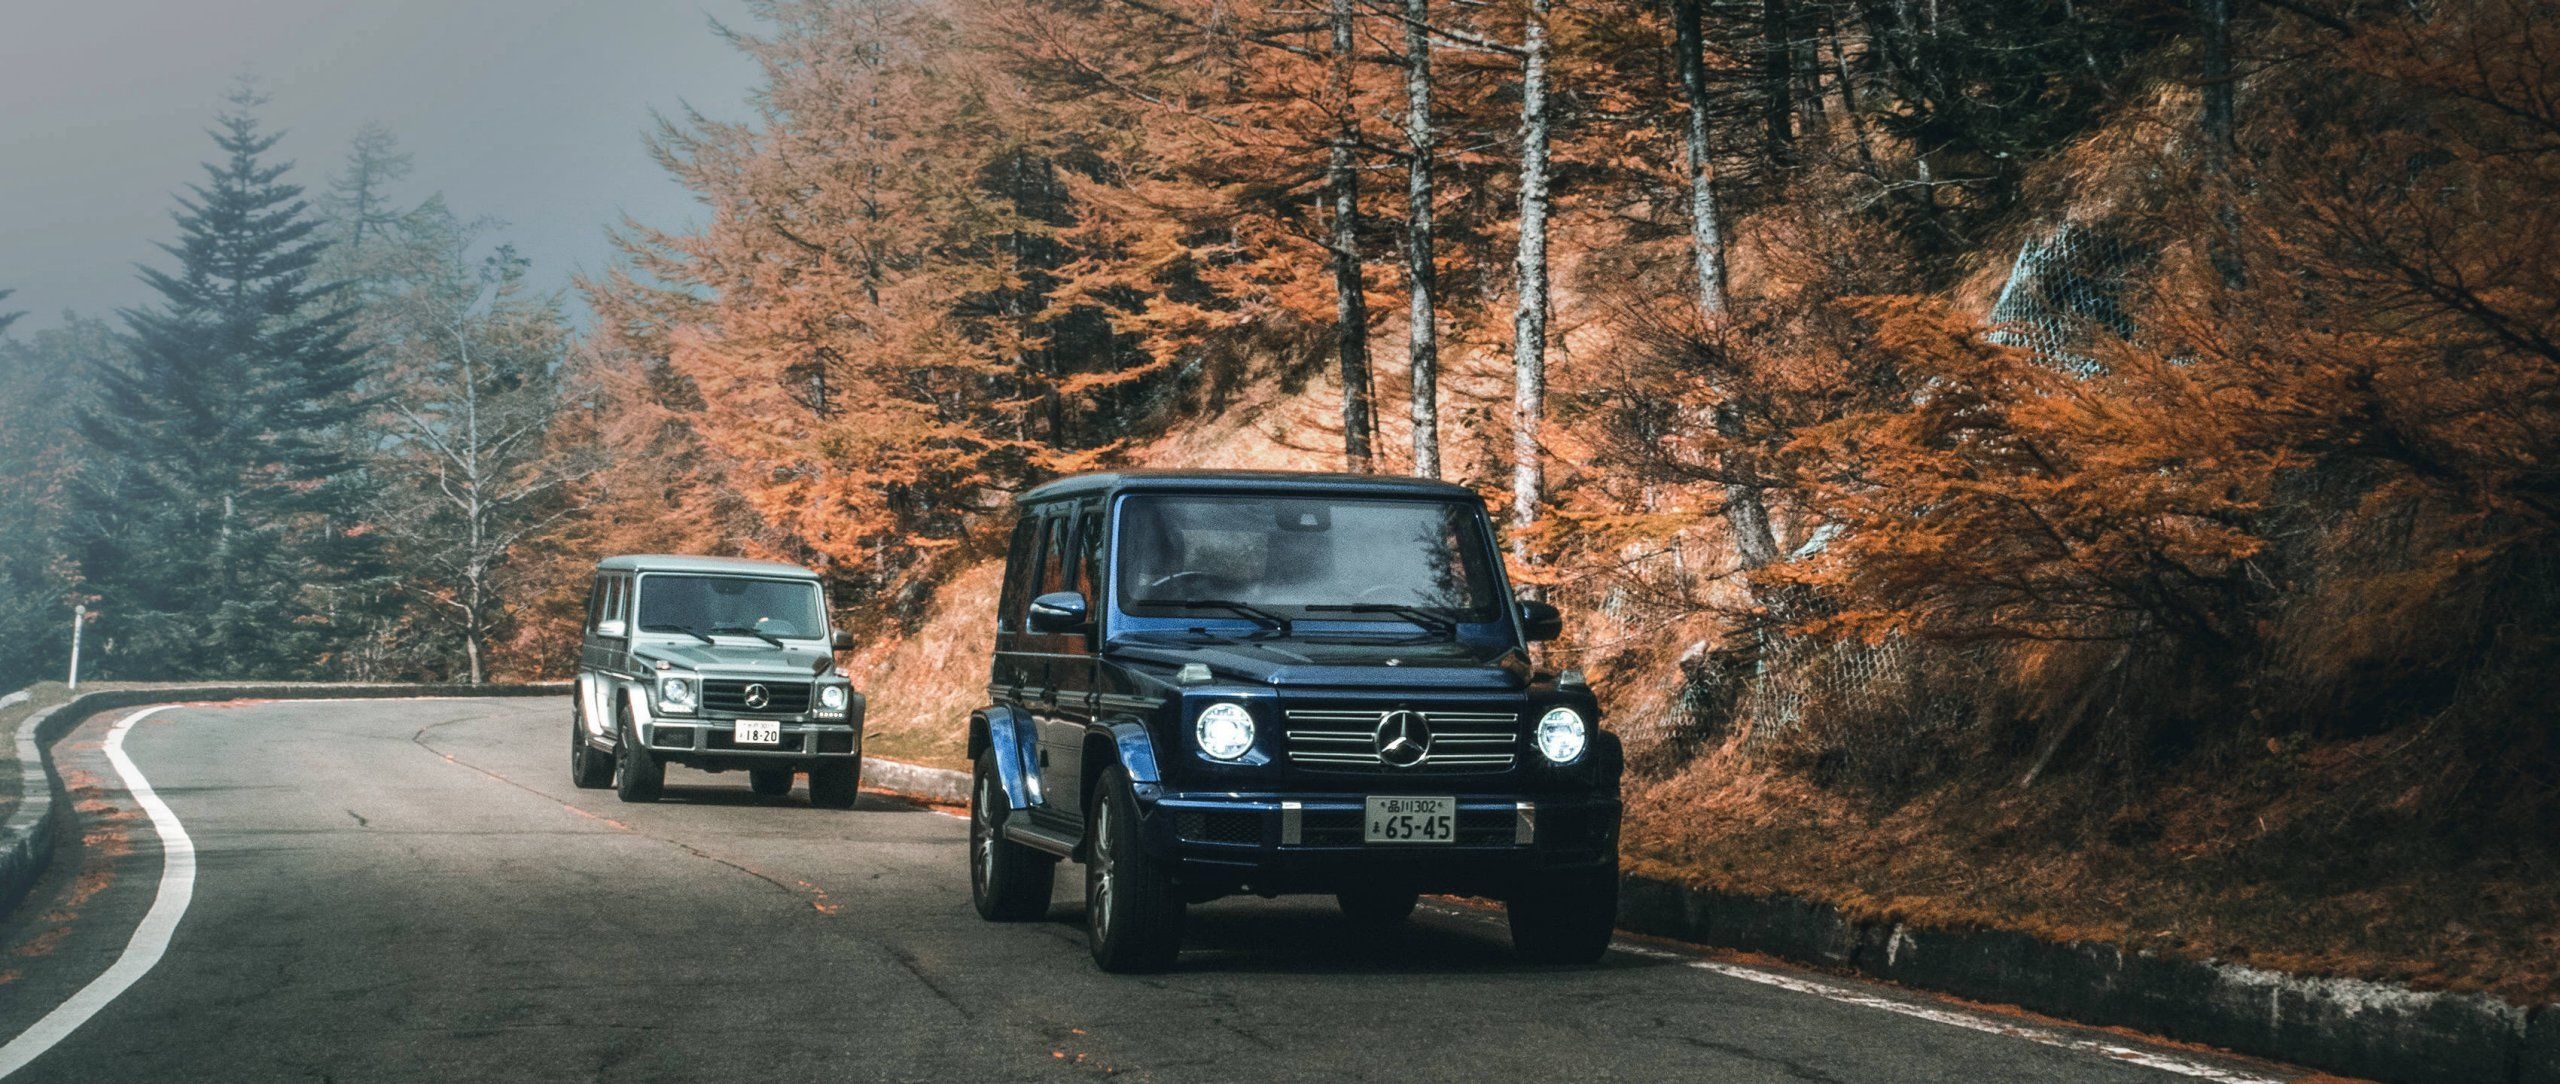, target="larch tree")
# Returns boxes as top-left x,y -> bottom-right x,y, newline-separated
1399,0 -> 1443,479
